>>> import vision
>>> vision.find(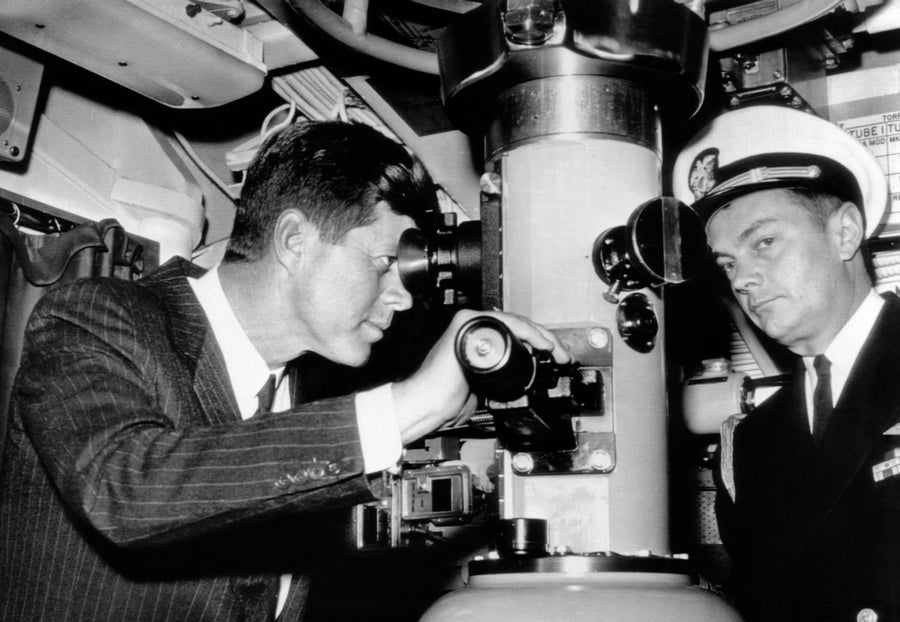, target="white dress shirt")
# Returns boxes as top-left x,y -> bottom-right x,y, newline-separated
188,265 -> 403,617
802,289 -> 884,432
